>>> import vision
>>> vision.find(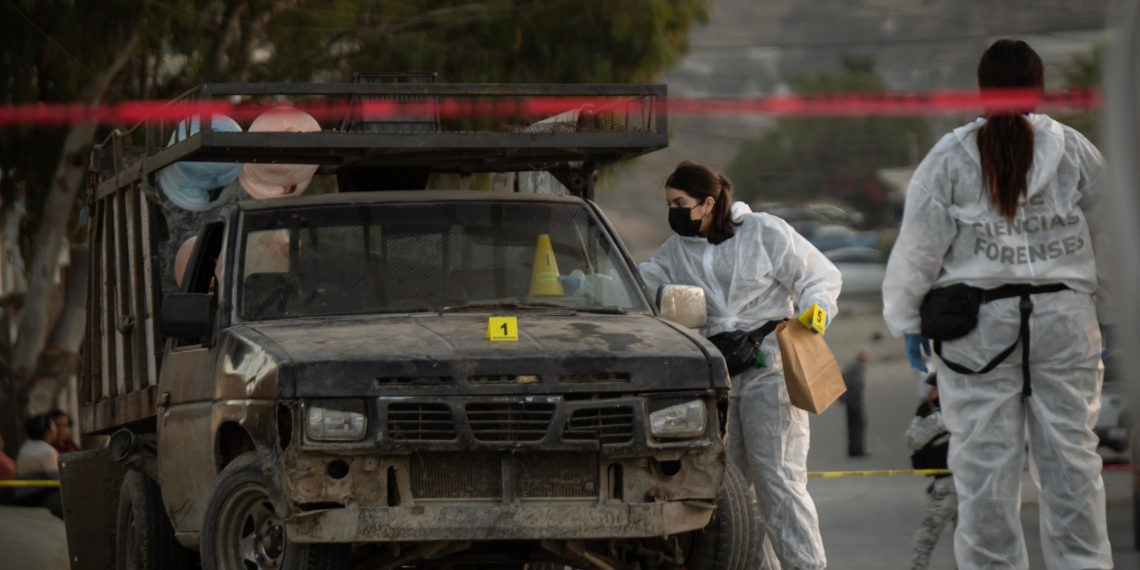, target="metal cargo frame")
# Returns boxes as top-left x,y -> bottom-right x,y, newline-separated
80,82 -> 668,434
